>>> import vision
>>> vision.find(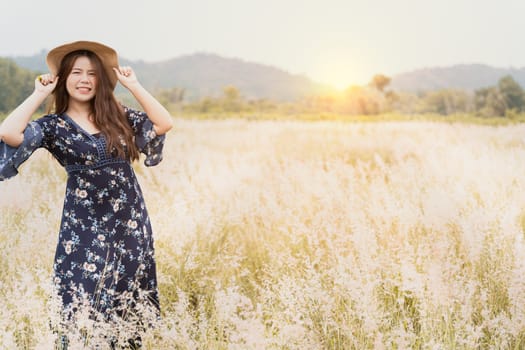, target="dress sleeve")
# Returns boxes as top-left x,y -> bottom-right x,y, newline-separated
0,122 -> 44,181
124,106 -> 166,167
